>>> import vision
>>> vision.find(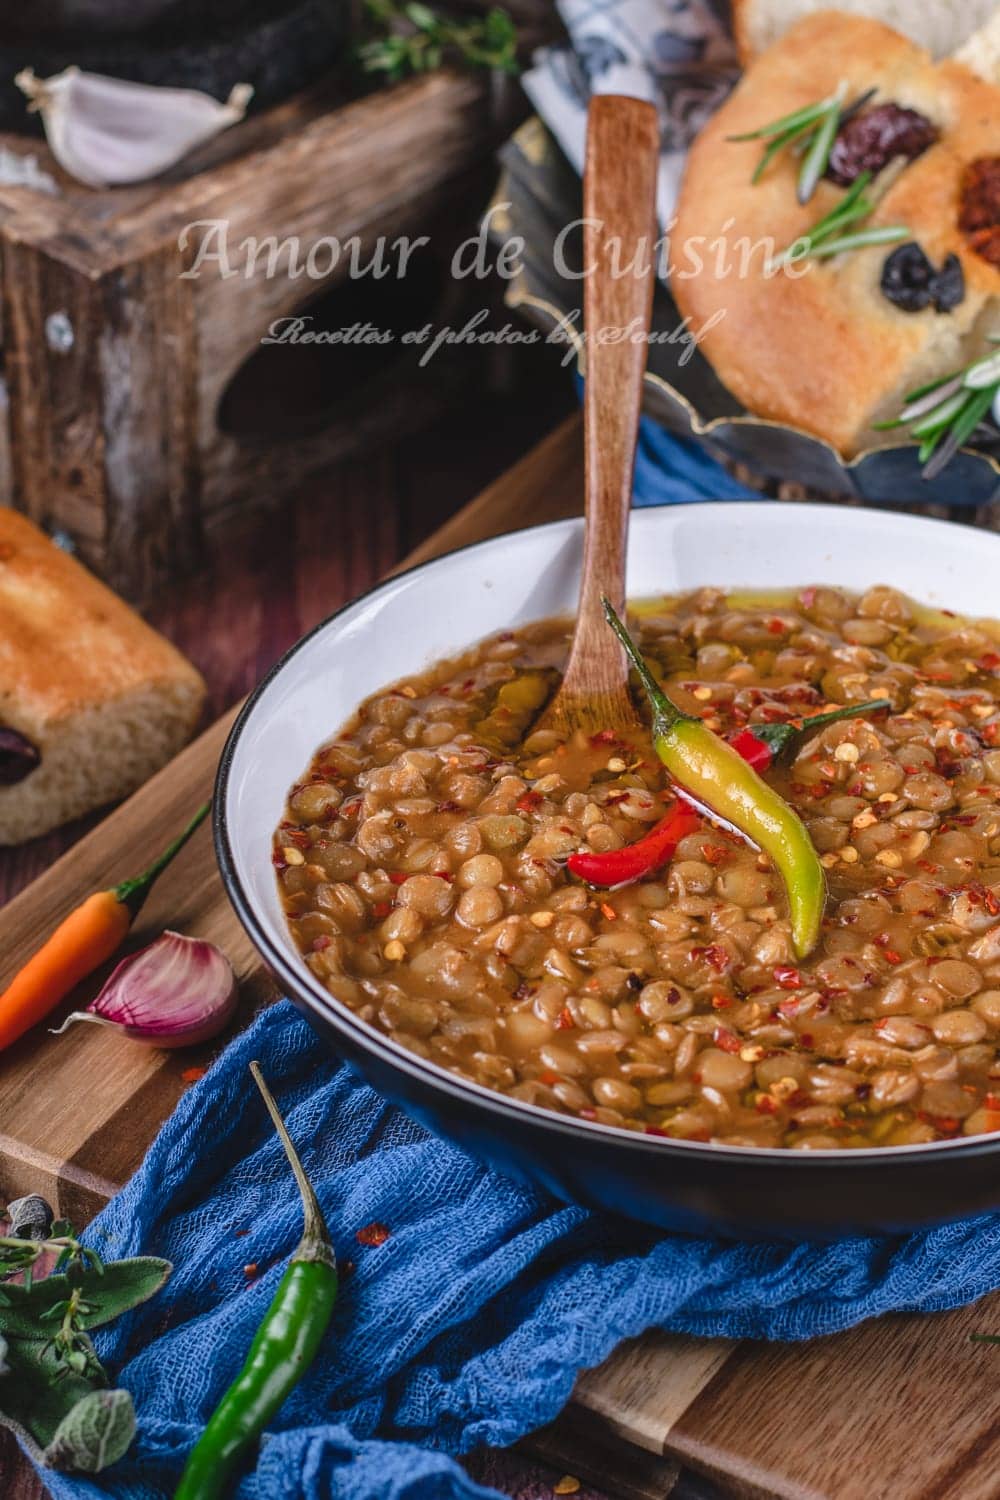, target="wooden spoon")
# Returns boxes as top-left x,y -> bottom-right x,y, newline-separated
533,93 -> 660,744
